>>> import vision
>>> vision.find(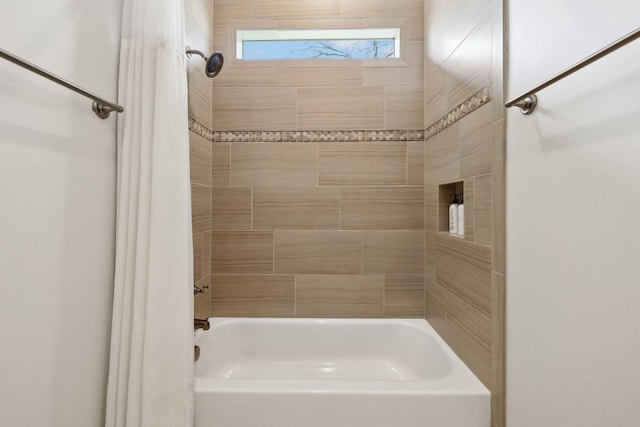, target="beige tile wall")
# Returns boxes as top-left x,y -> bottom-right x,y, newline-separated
210,141 -> 425,318
424,0 -> 505,425
186,0 -> 214,319
212,0 -> 424,131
